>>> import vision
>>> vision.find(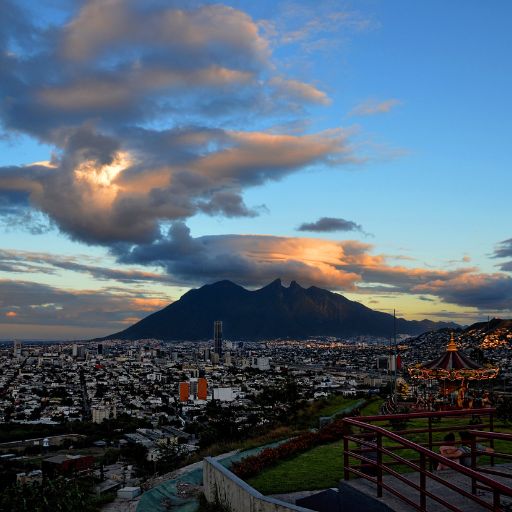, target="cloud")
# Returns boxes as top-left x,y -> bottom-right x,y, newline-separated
0,1 -> 356,247
492,238 -> 512,271
0,248 -> 171,284
350,98 -> 401,117
297,217 -> 363,233
0,278 -> 168,332
264,2 -> 374,54
0,125 -> 351,245
270,77 -> 331,105
414,273 -> 512,311
113,226 -> 512,312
